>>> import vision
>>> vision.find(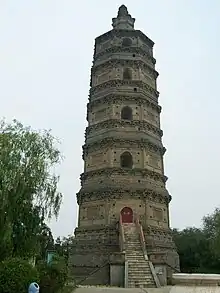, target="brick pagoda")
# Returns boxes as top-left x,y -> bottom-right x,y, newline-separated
69,5 -> 179,288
